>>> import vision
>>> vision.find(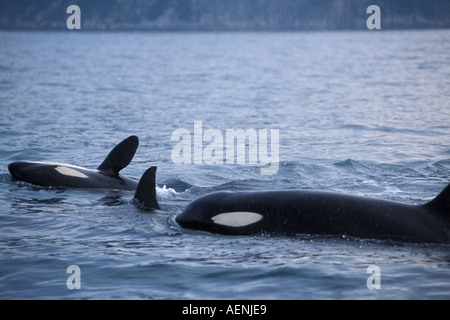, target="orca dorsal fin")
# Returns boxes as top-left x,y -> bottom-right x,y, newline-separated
423,183 -> 450,215
133,166 -> 160,210
97,136 -> 139,176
